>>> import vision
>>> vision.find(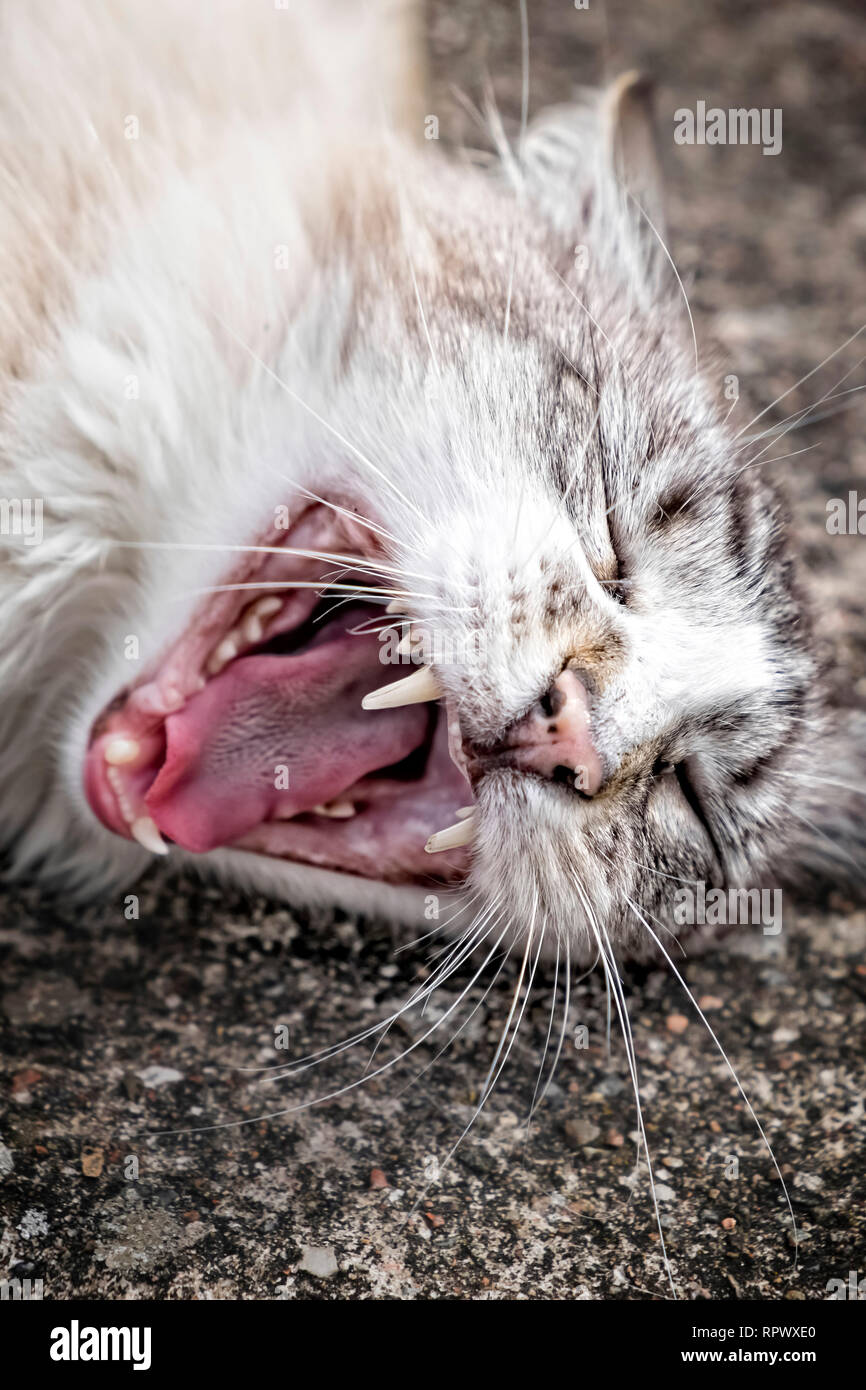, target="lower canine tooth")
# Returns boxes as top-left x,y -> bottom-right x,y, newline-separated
130,816 -> 169,855
455,806 -> 475,820
242,613 -> 264,643
312,800 -> 356,819
425,814 -> 476,854
362,665 -> 441,710
104,736 -> 141,766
